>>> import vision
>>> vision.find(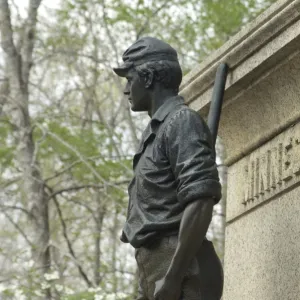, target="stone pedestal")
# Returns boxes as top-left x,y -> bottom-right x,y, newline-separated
180,0 -> 300,299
